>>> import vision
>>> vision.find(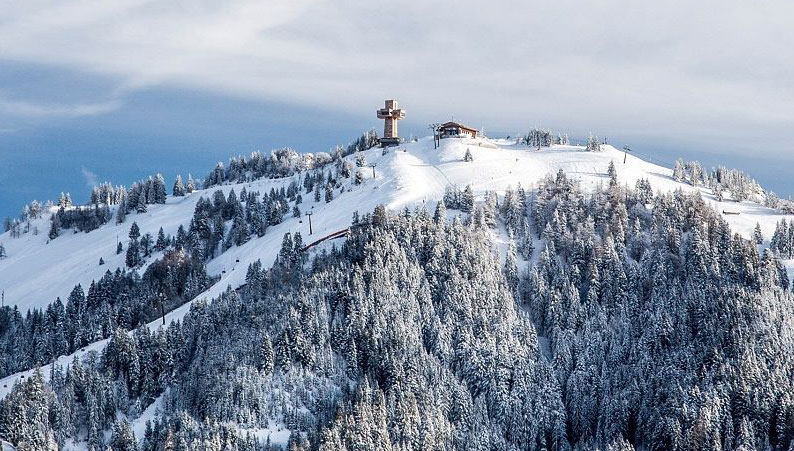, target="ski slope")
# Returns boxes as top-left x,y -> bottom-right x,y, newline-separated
1,136 -> 792,314
1,135 -> 793,402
